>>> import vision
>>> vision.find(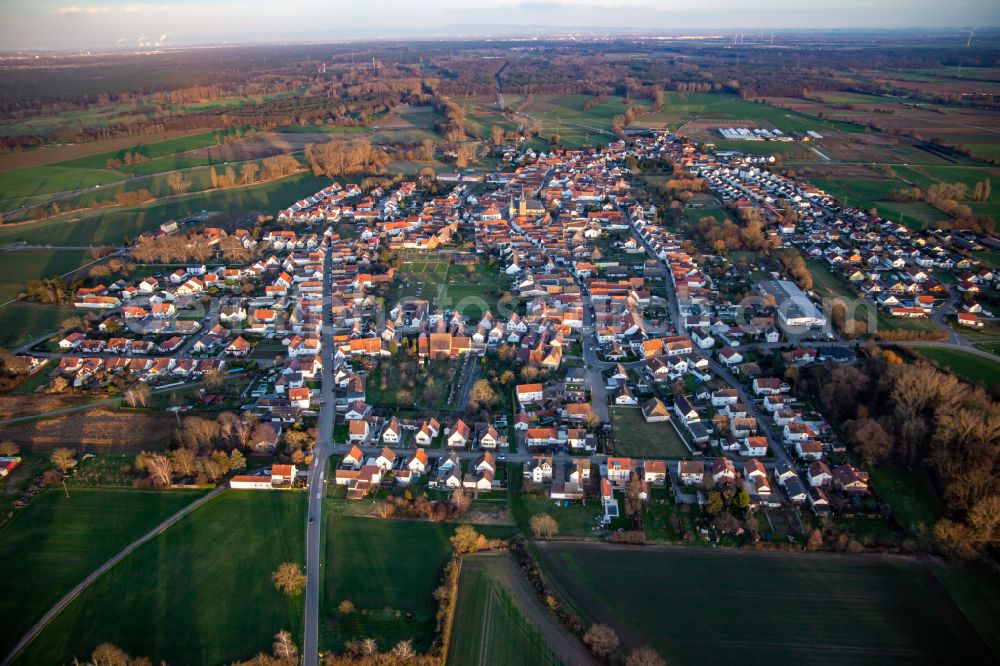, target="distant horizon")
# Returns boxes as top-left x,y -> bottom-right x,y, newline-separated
2,26 -> 1000,54
1,0 -> 998,51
